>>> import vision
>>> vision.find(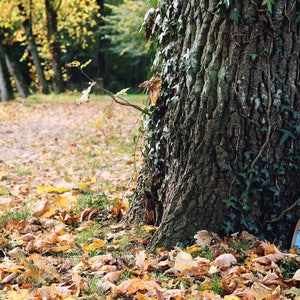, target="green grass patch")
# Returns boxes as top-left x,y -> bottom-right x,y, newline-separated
0,206 -> 31,226
24,92 -> 147,106
16,168 -> 32,176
